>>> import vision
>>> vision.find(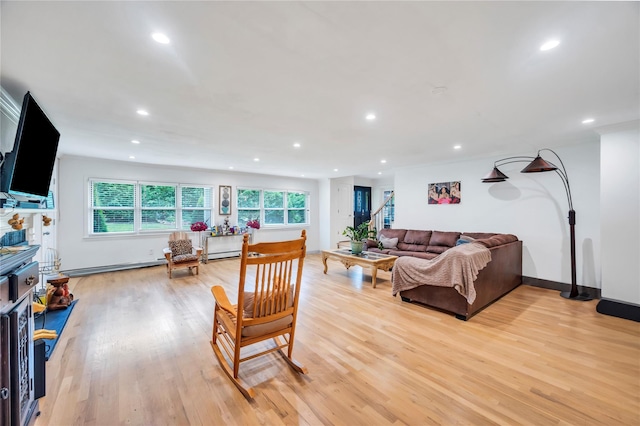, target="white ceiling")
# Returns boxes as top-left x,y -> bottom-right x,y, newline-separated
1,1 -> 638,180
